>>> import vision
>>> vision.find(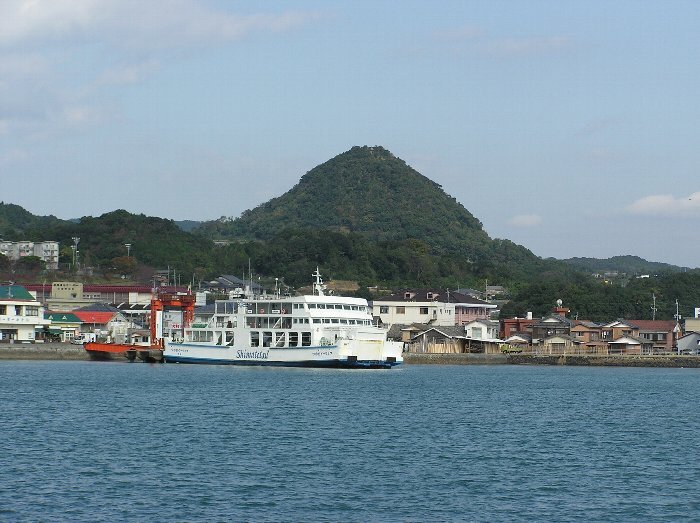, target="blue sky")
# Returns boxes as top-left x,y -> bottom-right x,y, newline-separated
1,1 -> 699,267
